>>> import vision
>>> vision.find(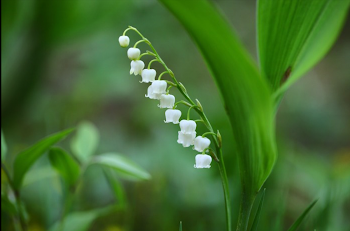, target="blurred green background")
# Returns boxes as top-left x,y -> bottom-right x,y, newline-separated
1,0 -> 350,230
